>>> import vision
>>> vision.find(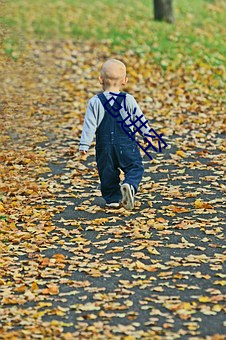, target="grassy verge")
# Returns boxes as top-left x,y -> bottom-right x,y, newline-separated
1,0 -> 225,66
